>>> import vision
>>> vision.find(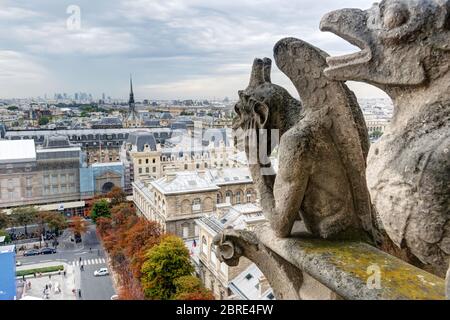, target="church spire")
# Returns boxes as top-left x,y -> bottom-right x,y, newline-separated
129,74 -> 135,106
